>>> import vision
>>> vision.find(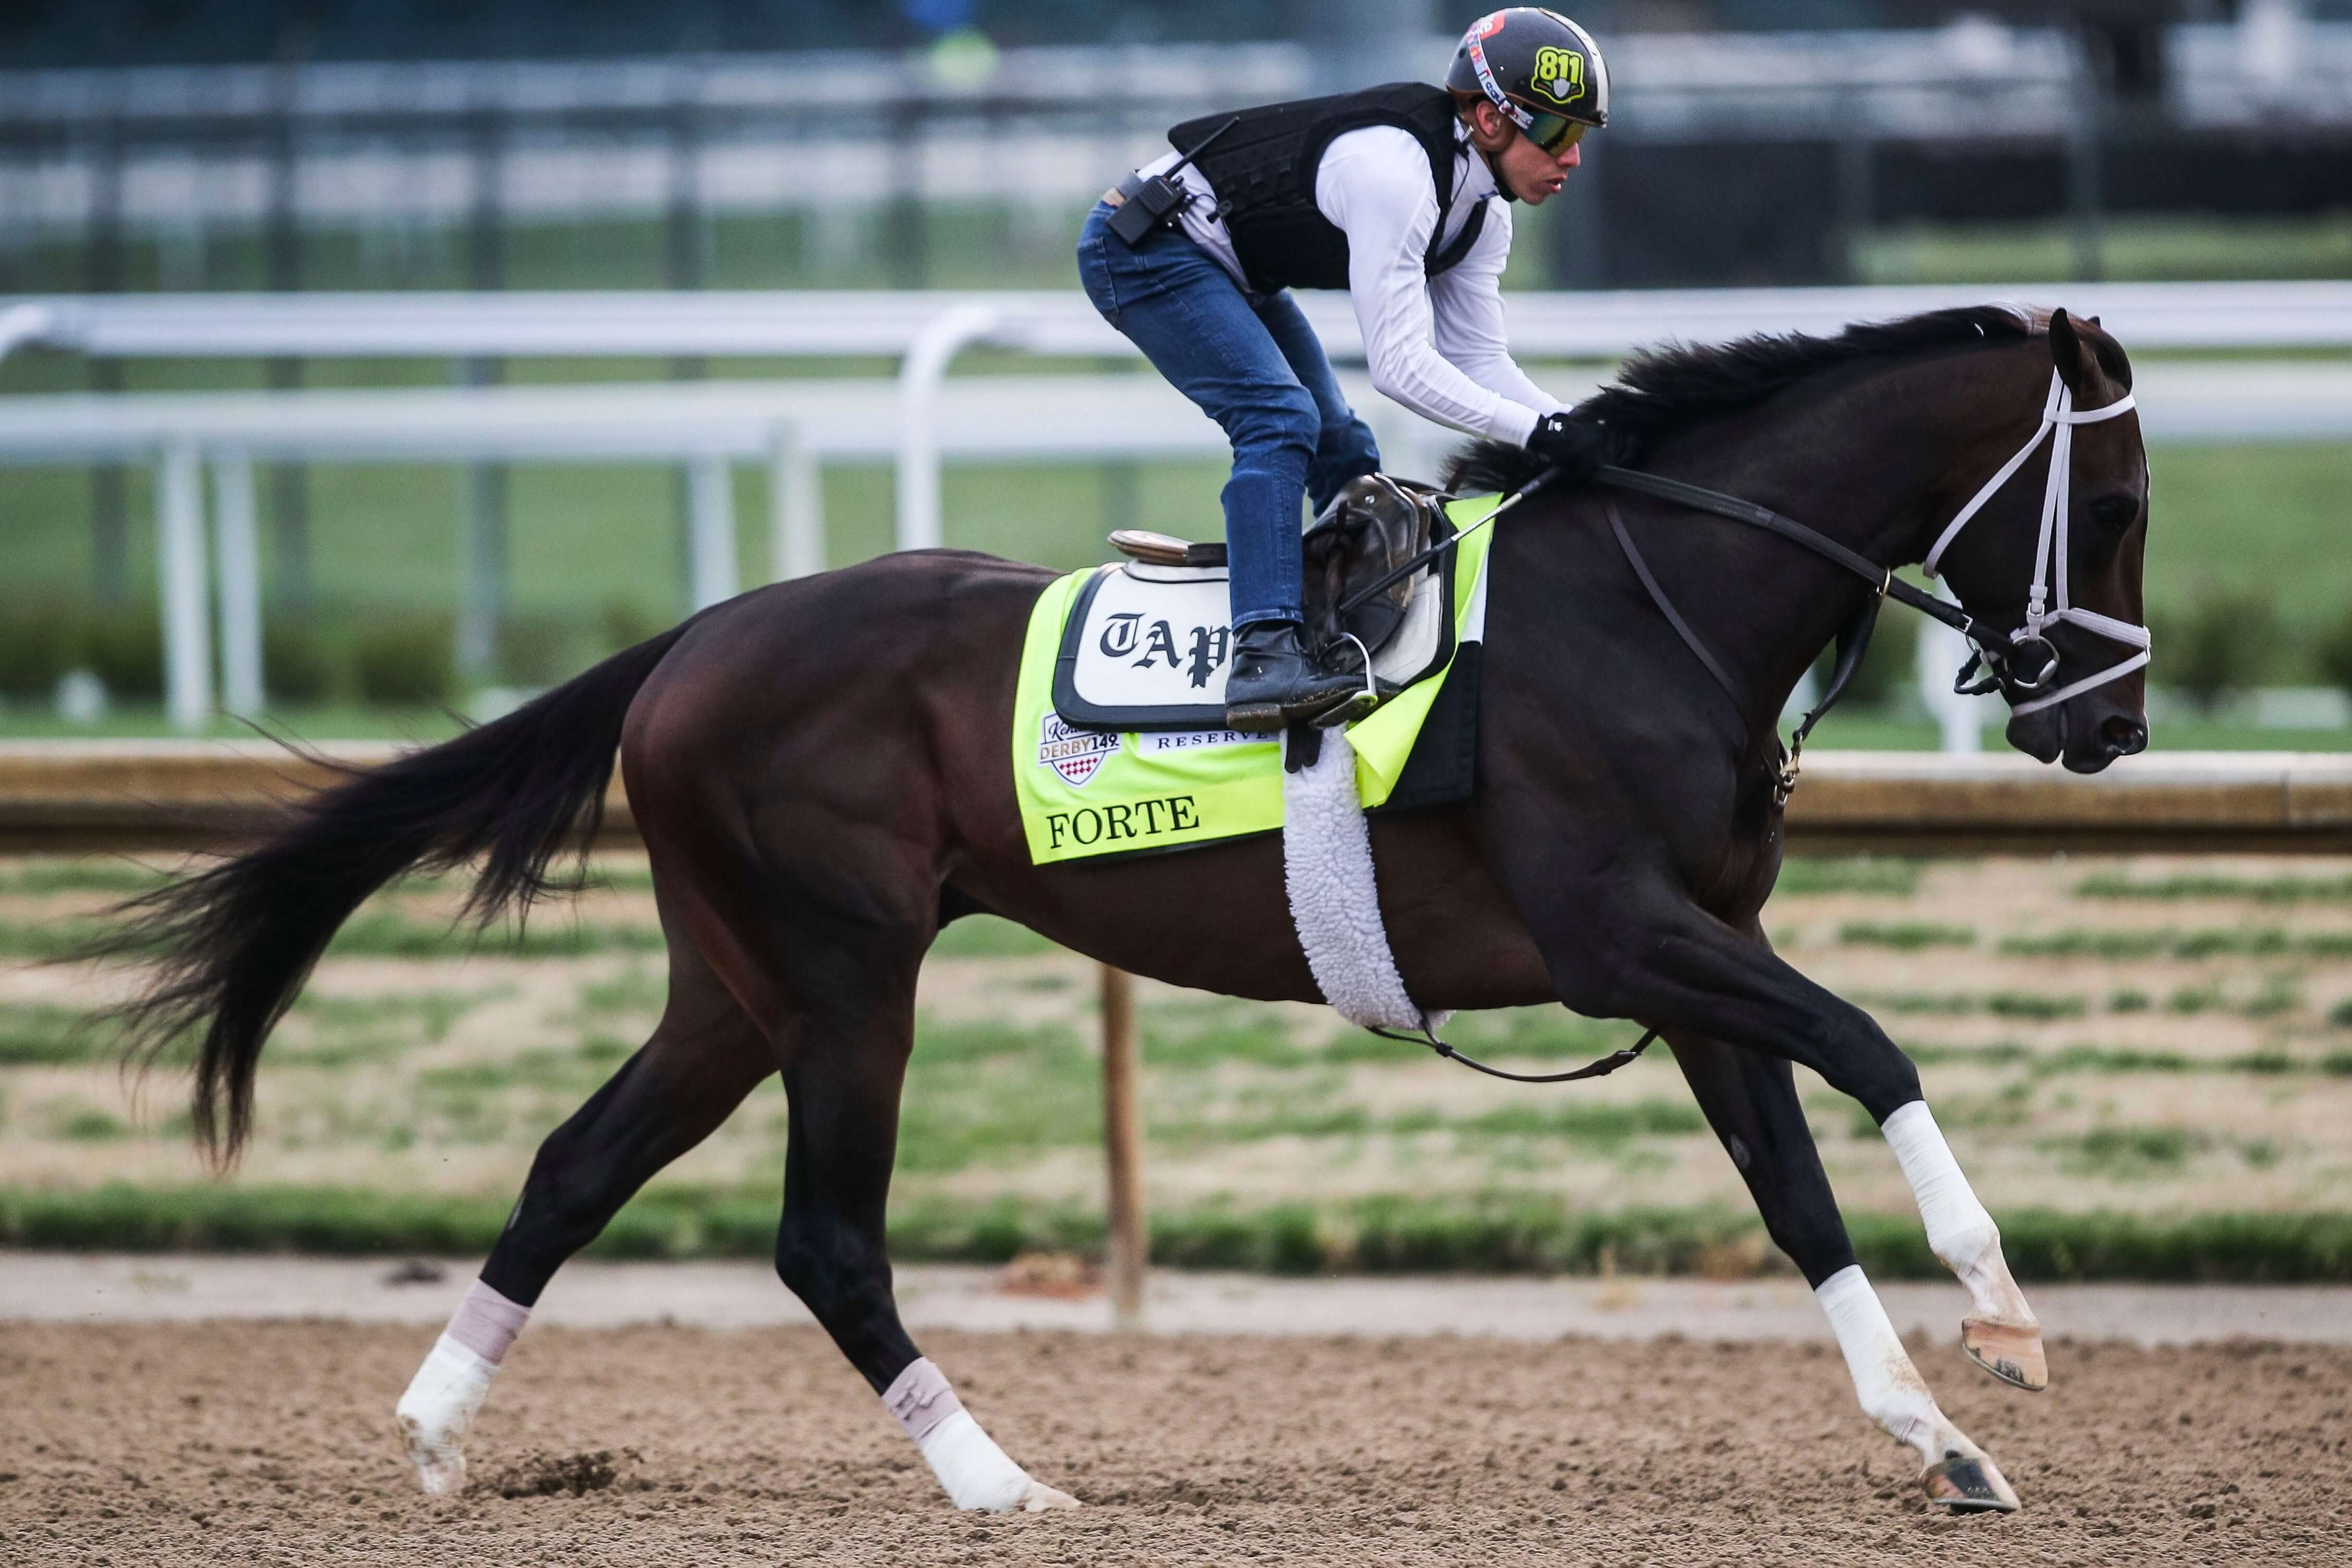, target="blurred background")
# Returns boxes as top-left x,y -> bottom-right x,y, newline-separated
2,3 -> 2349,1288
1,0 -> 2348,743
